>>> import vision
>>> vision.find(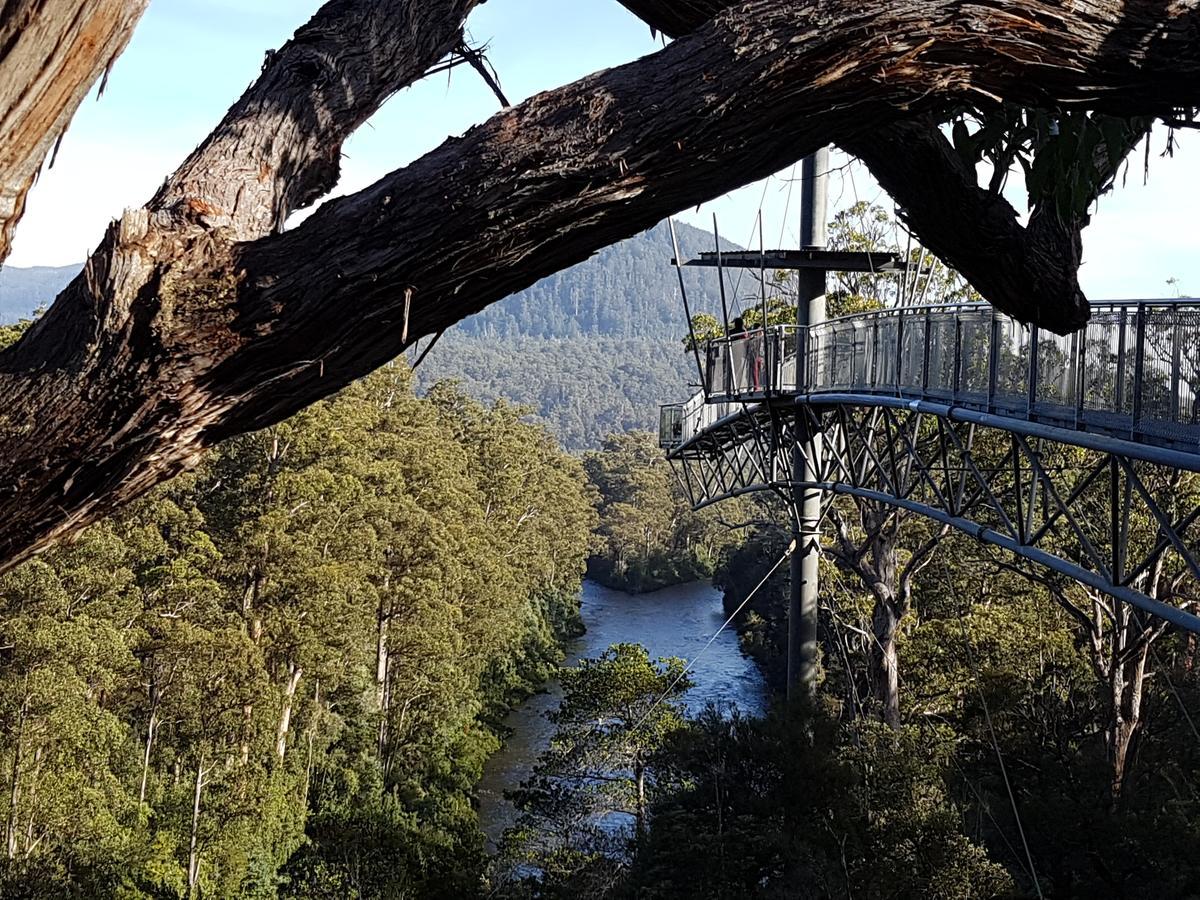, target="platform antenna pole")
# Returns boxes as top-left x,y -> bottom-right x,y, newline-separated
669,218 -> 708,397
788,147 -> 829,701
